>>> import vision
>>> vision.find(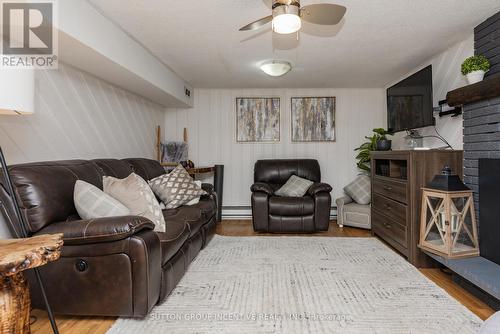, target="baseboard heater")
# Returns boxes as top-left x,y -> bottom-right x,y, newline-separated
222,206 -> 338,220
